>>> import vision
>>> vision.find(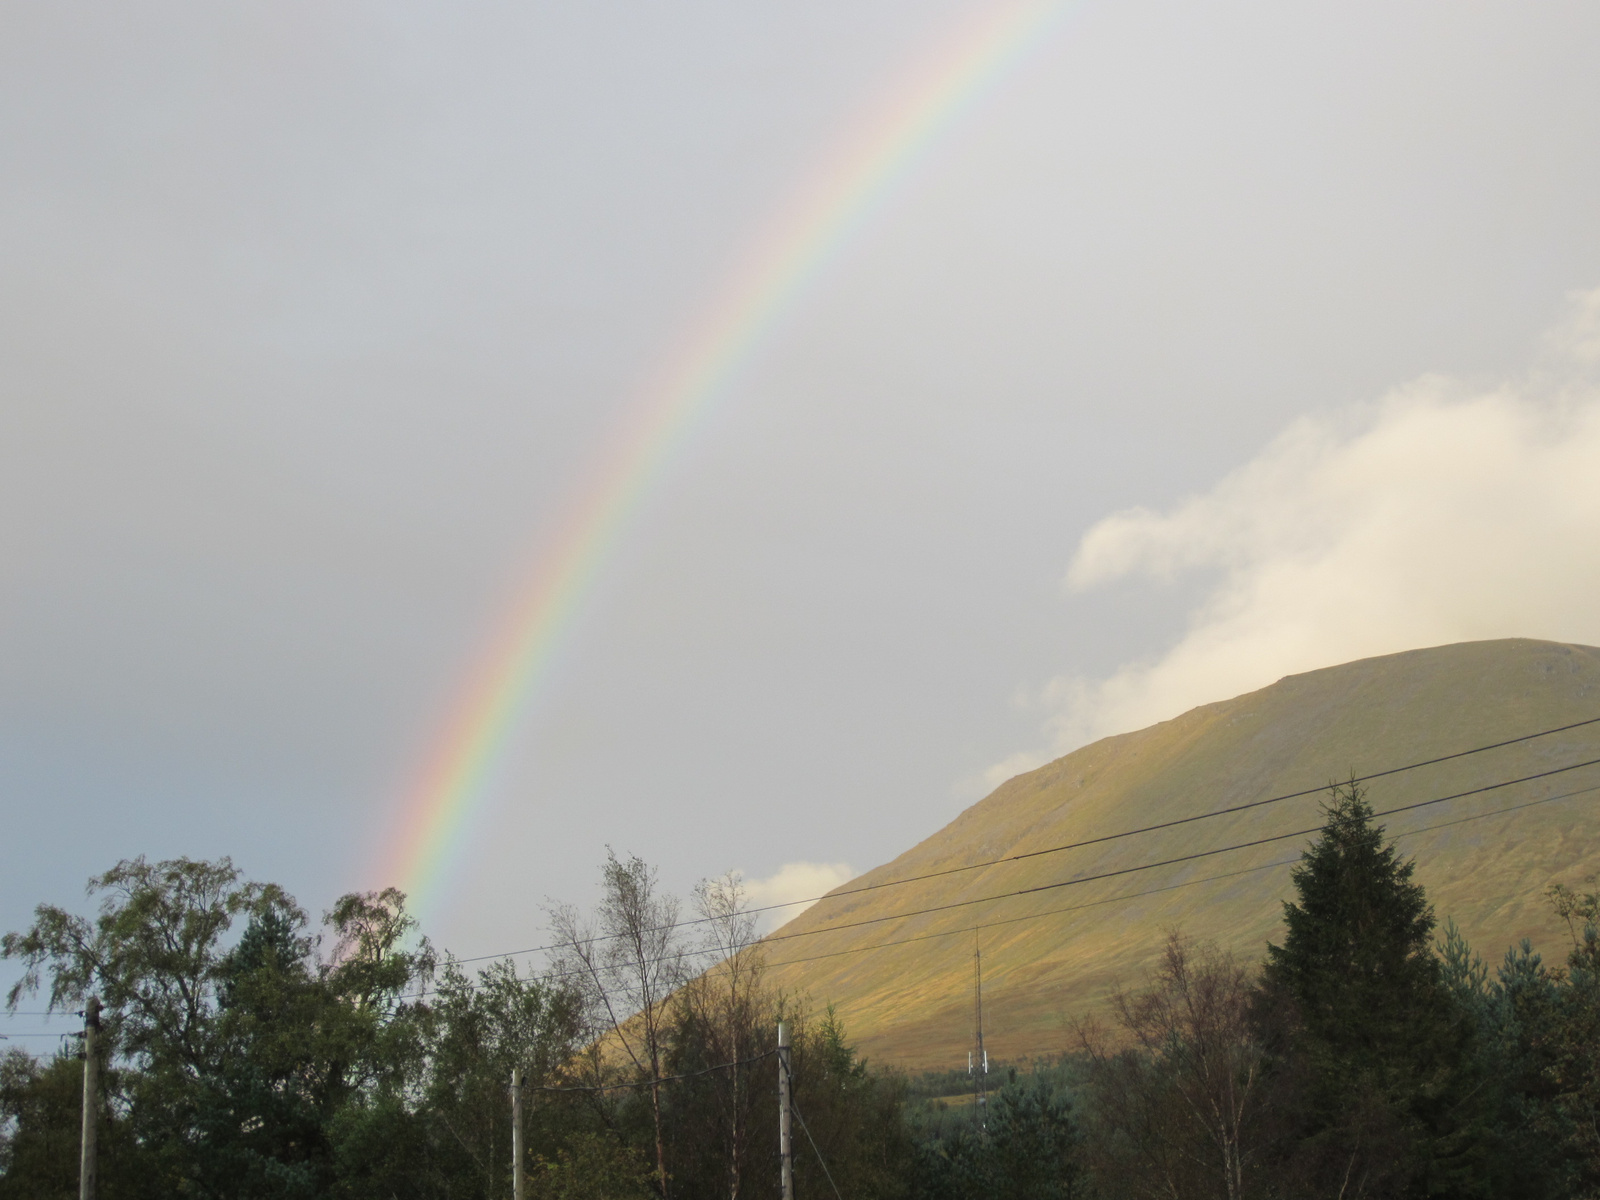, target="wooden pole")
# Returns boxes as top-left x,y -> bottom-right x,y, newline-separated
511,1066 -> 525,1200
777,1022 -> 793,1200
79,996 -> 100,1200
